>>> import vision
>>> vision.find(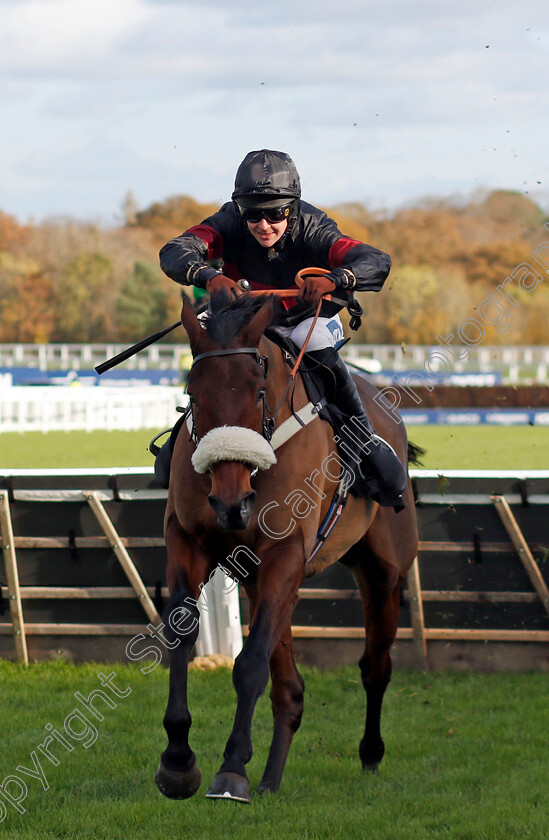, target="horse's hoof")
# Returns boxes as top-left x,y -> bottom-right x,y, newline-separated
256,783 -> 276,797
155,759 -> 202,799
205,771 -> 250,803
362,761 -> 380,774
